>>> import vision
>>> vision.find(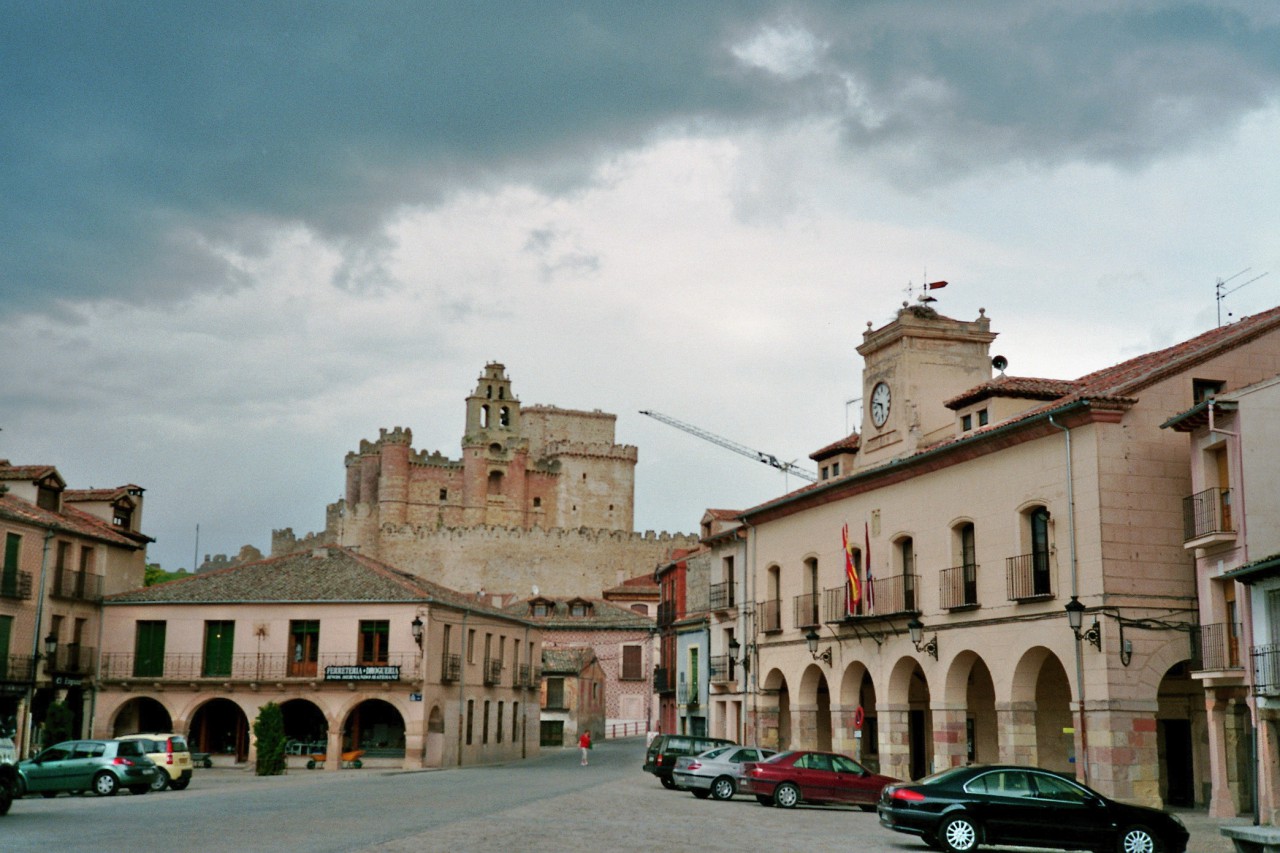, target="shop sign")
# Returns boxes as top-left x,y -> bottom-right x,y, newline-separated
323,665 -> 400,682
